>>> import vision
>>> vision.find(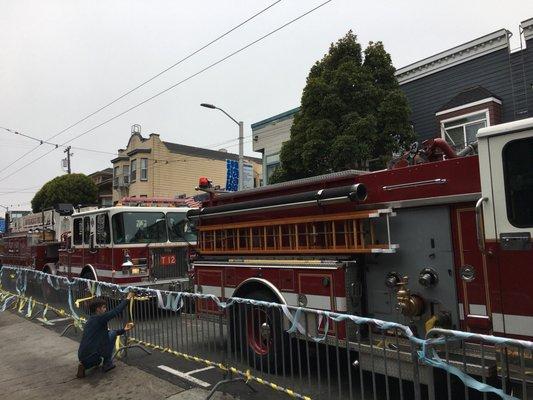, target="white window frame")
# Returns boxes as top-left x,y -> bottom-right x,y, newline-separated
440,109 -> 490,148
265,153 -> 280,185
113,166 -> 119,188
123,164 -> 130,185
130,159 -> 137,182
140,158 -> 148,181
